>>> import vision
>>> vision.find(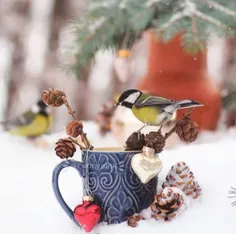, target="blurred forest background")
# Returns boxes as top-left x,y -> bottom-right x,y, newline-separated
0,0 -> 235,133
